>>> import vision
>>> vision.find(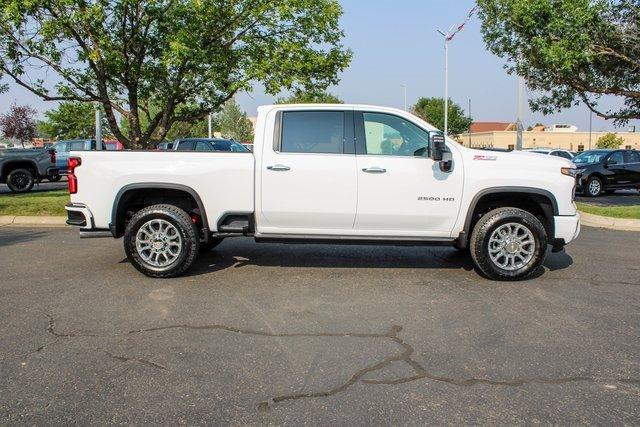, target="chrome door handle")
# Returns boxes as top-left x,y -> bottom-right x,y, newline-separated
362,167 -> 386,173
267,164 -> 291,171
